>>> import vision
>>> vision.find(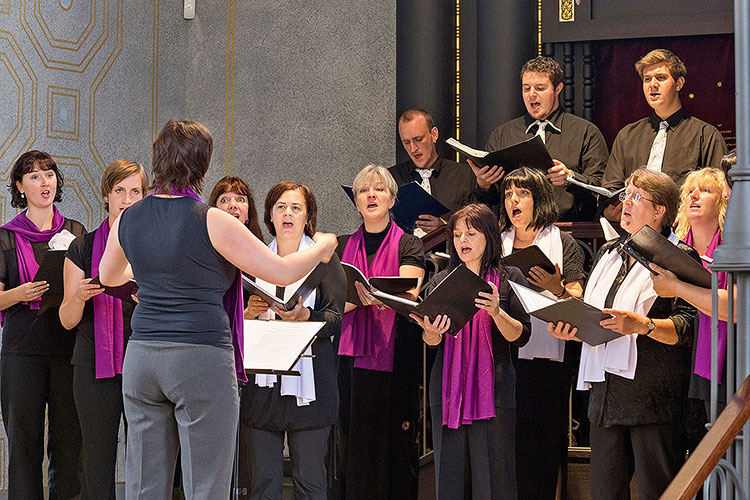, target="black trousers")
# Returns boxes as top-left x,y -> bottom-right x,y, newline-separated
242,425 -> 331,500
0,355 -> 82,500
72,365 -> 124,500
431,406 -> 517,500
337,333 -> 421,500
589,422 -> 684,500
515,358 -> 573,500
